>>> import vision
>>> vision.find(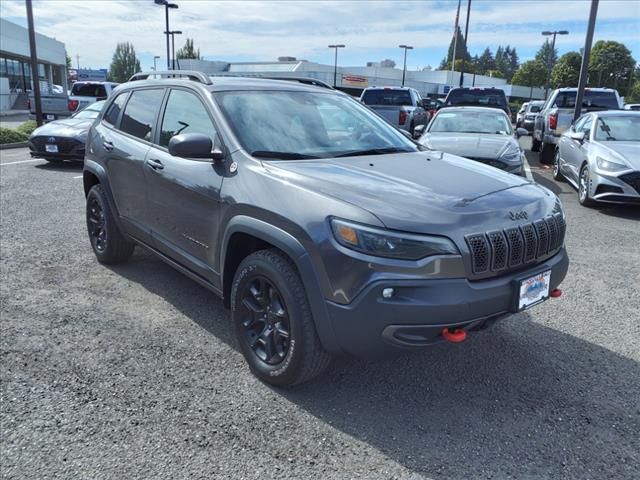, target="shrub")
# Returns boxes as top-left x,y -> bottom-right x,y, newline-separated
0,127 -> 28,144
16,120 -> 37,136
